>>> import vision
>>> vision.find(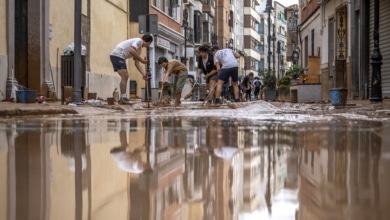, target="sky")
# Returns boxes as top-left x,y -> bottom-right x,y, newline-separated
283,0 -> 299,6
